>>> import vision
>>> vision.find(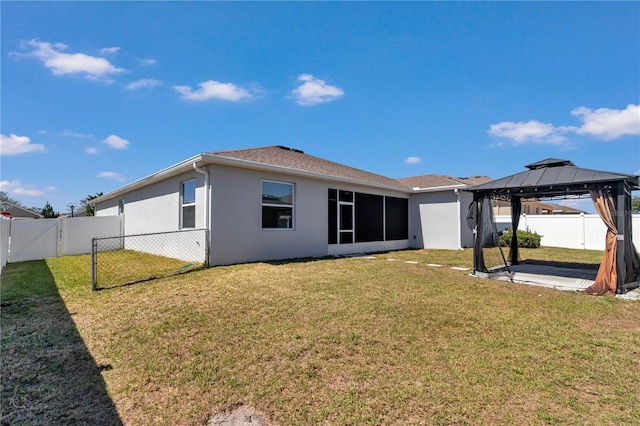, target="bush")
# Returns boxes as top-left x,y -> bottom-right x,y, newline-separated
499,228 -> 542,248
